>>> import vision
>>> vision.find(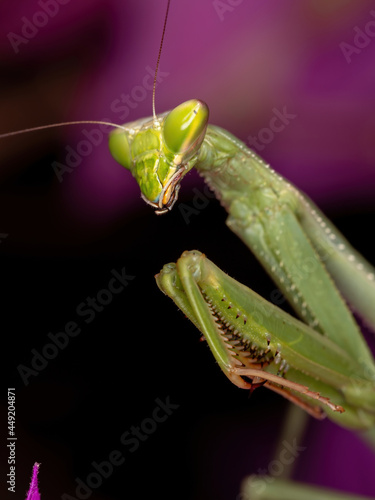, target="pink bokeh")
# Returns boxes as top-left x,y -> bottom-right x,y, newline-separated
1,0 -> 374,228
